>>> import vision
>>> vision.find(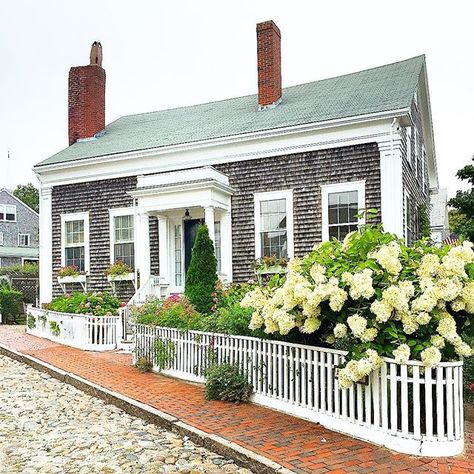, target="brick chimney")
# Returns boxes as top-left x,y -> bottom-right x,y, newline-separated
256,21 -> 282,110
68,41 -> 106,145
